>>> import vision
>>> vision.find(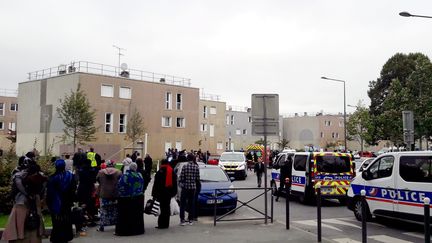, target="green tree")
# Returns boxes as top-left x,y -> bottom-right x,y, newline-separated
126,107 -> 145,148
277,138 -> 290,150
346,102 -> 373,152
368,52 -> 432,147
57,84 -> 97,151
